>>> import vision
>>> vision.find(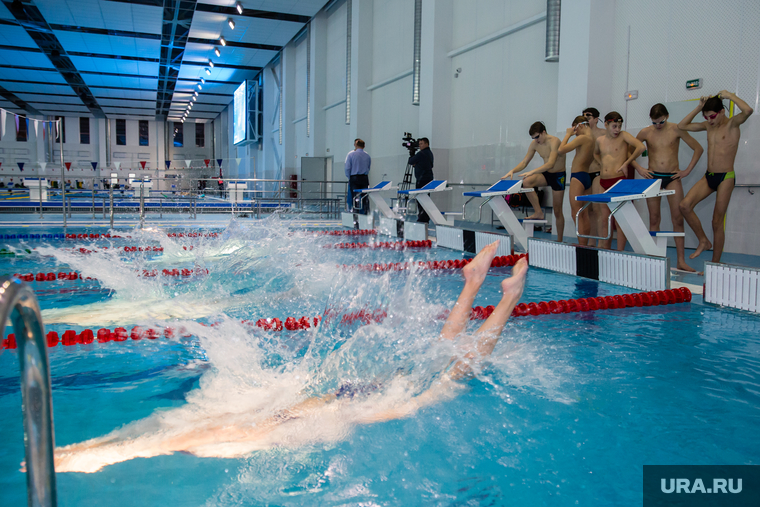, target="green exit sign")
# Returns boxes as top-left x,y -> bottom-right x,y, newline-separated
686,78 -> 702,90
